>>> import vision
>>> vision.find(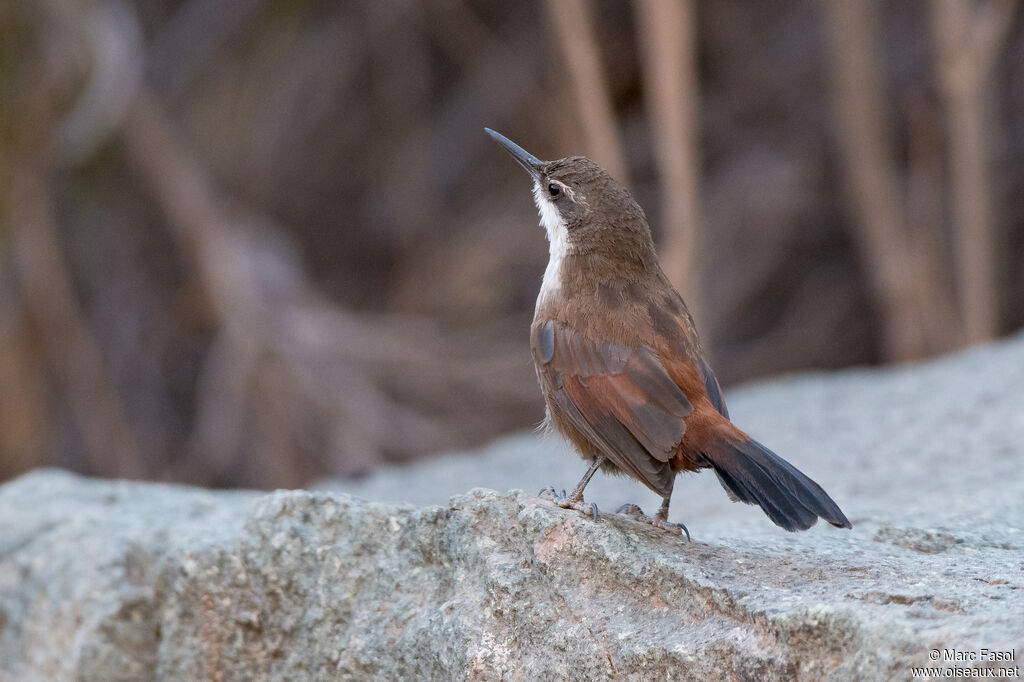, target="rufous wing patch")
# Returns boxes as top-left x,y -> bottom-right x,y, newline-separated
533,320 -> 694,496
